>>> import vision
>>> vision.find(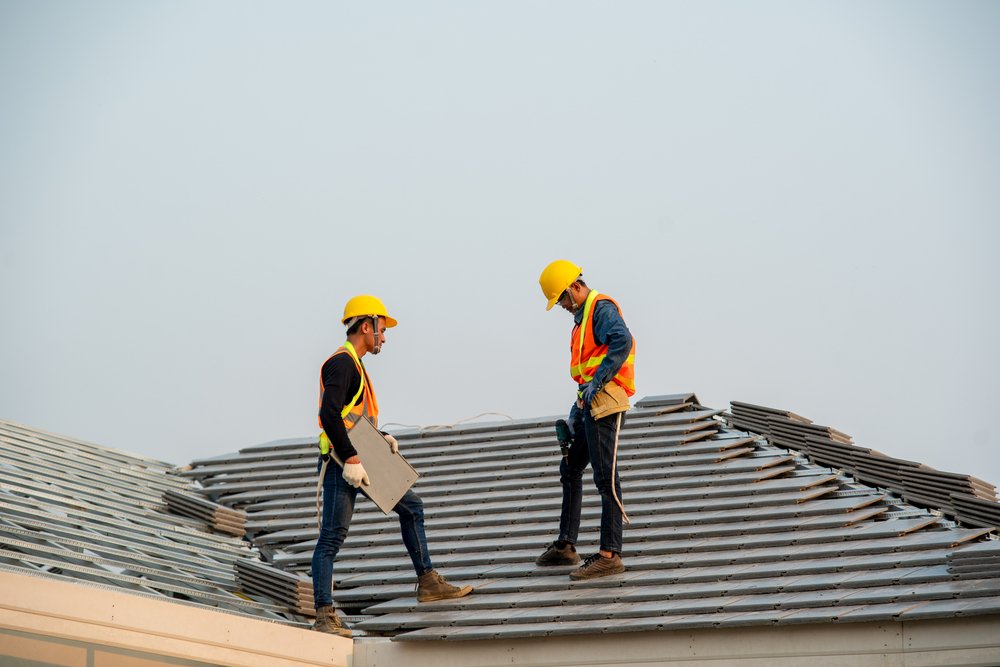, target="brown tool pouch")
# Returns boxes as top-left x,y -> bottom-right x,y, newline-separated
589,382 -> 630,420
